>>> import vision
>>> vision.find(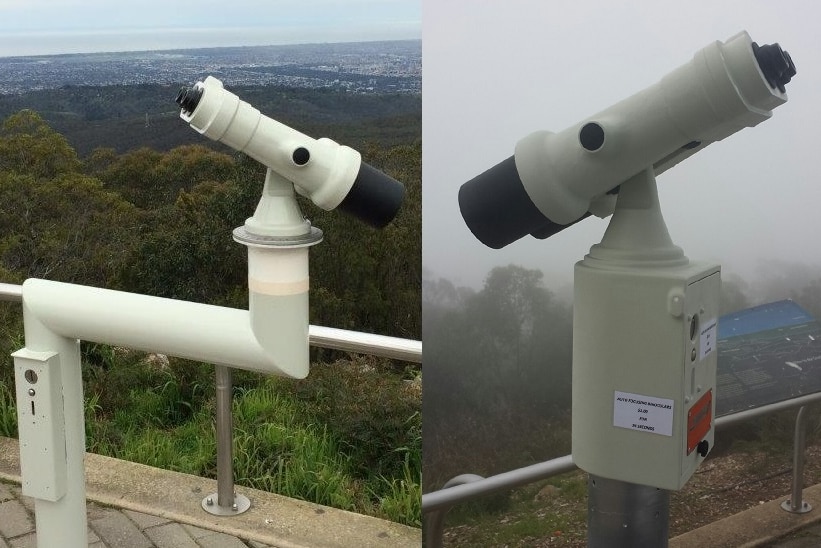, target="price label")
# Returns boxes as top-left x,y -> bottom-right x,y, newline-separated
613,390 -> 674,436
